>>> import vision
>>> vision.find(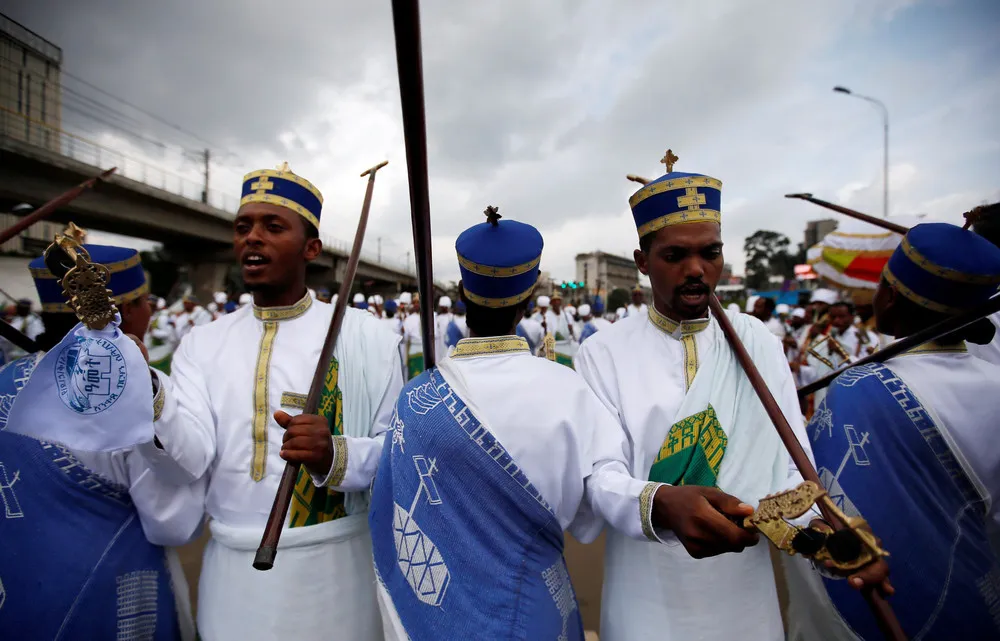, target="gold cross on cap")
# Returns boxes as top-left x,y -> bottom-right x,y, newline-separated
276,161 -> 292,172
251,176 -> 274,195
661,149 -> 679,173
